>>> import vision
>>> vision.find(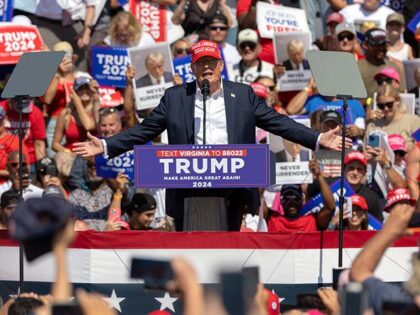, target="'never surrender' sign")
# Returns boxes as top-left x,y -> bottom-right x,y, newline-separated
135,144 -> 270,188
